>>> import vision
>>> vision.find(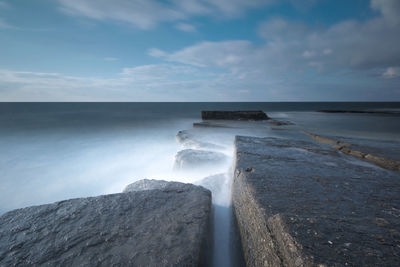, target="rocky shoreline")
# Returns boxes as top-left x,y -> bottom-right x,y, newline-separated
1,110 -> 399,266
